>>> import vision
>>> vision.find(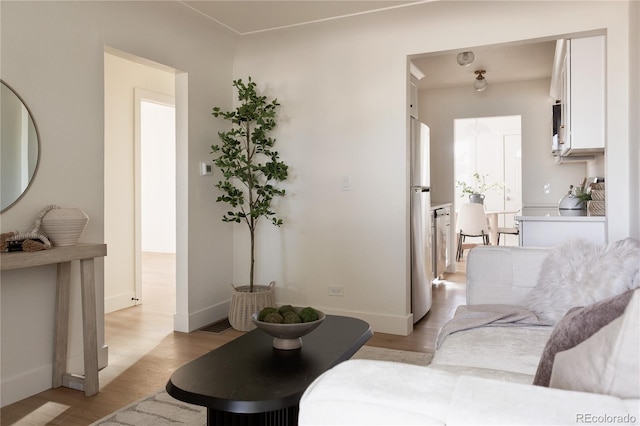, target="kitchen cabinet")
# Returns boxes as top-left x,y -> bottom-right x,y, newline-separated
409,81 -> 418,118
551,35 -> 605,156
516,207 -> 606,247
